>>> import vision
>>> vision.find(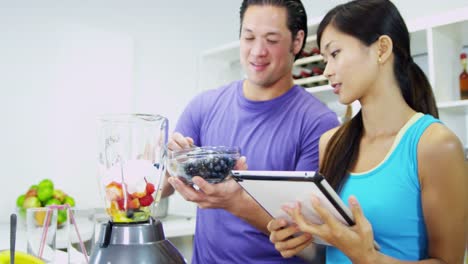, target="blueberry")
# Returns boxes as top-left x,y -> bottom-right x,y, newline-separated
228,158 -> 236,167
182,154 -> 238,183
126,209 -> 134,218
184,164 -> 196,176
